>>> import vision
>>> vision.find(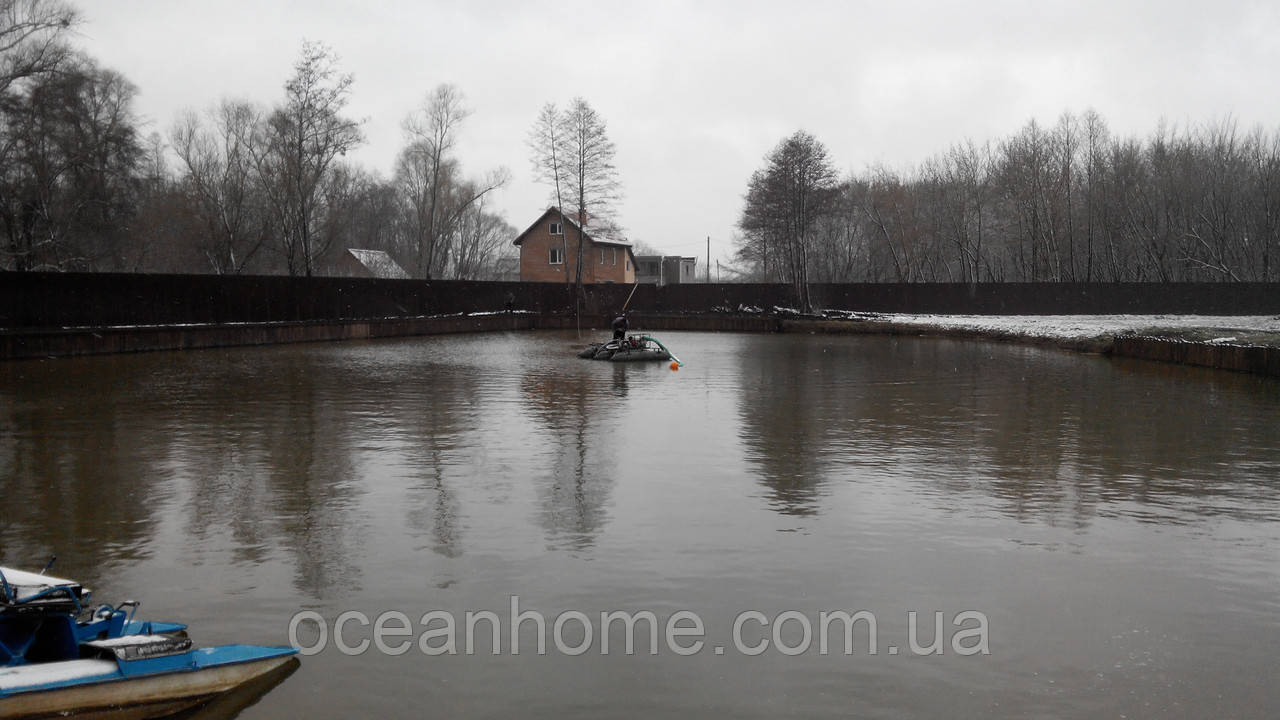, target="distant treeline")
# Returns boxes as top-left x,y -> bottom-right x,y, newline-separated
739,111 -> 1280,286
4,3 -> 1278,284
1,1 -> 513,278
